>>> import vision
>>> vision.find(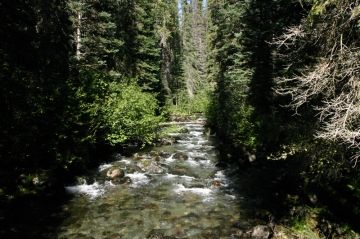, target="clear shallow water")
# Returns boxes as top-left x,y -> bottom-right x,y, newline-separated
57,121 -> 251,239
